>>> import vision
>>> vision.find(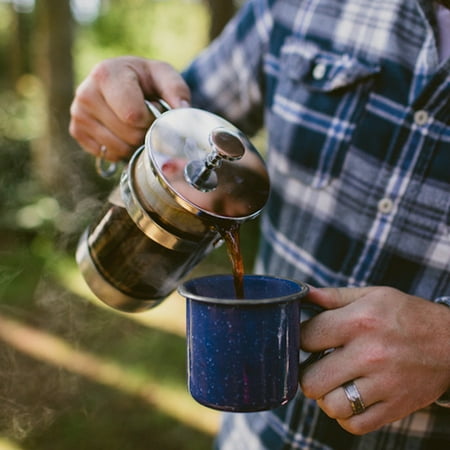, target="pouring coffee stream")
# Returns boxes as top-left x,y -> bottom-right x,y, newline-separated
218,223 -> 245,299
77,100 -> 269,311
